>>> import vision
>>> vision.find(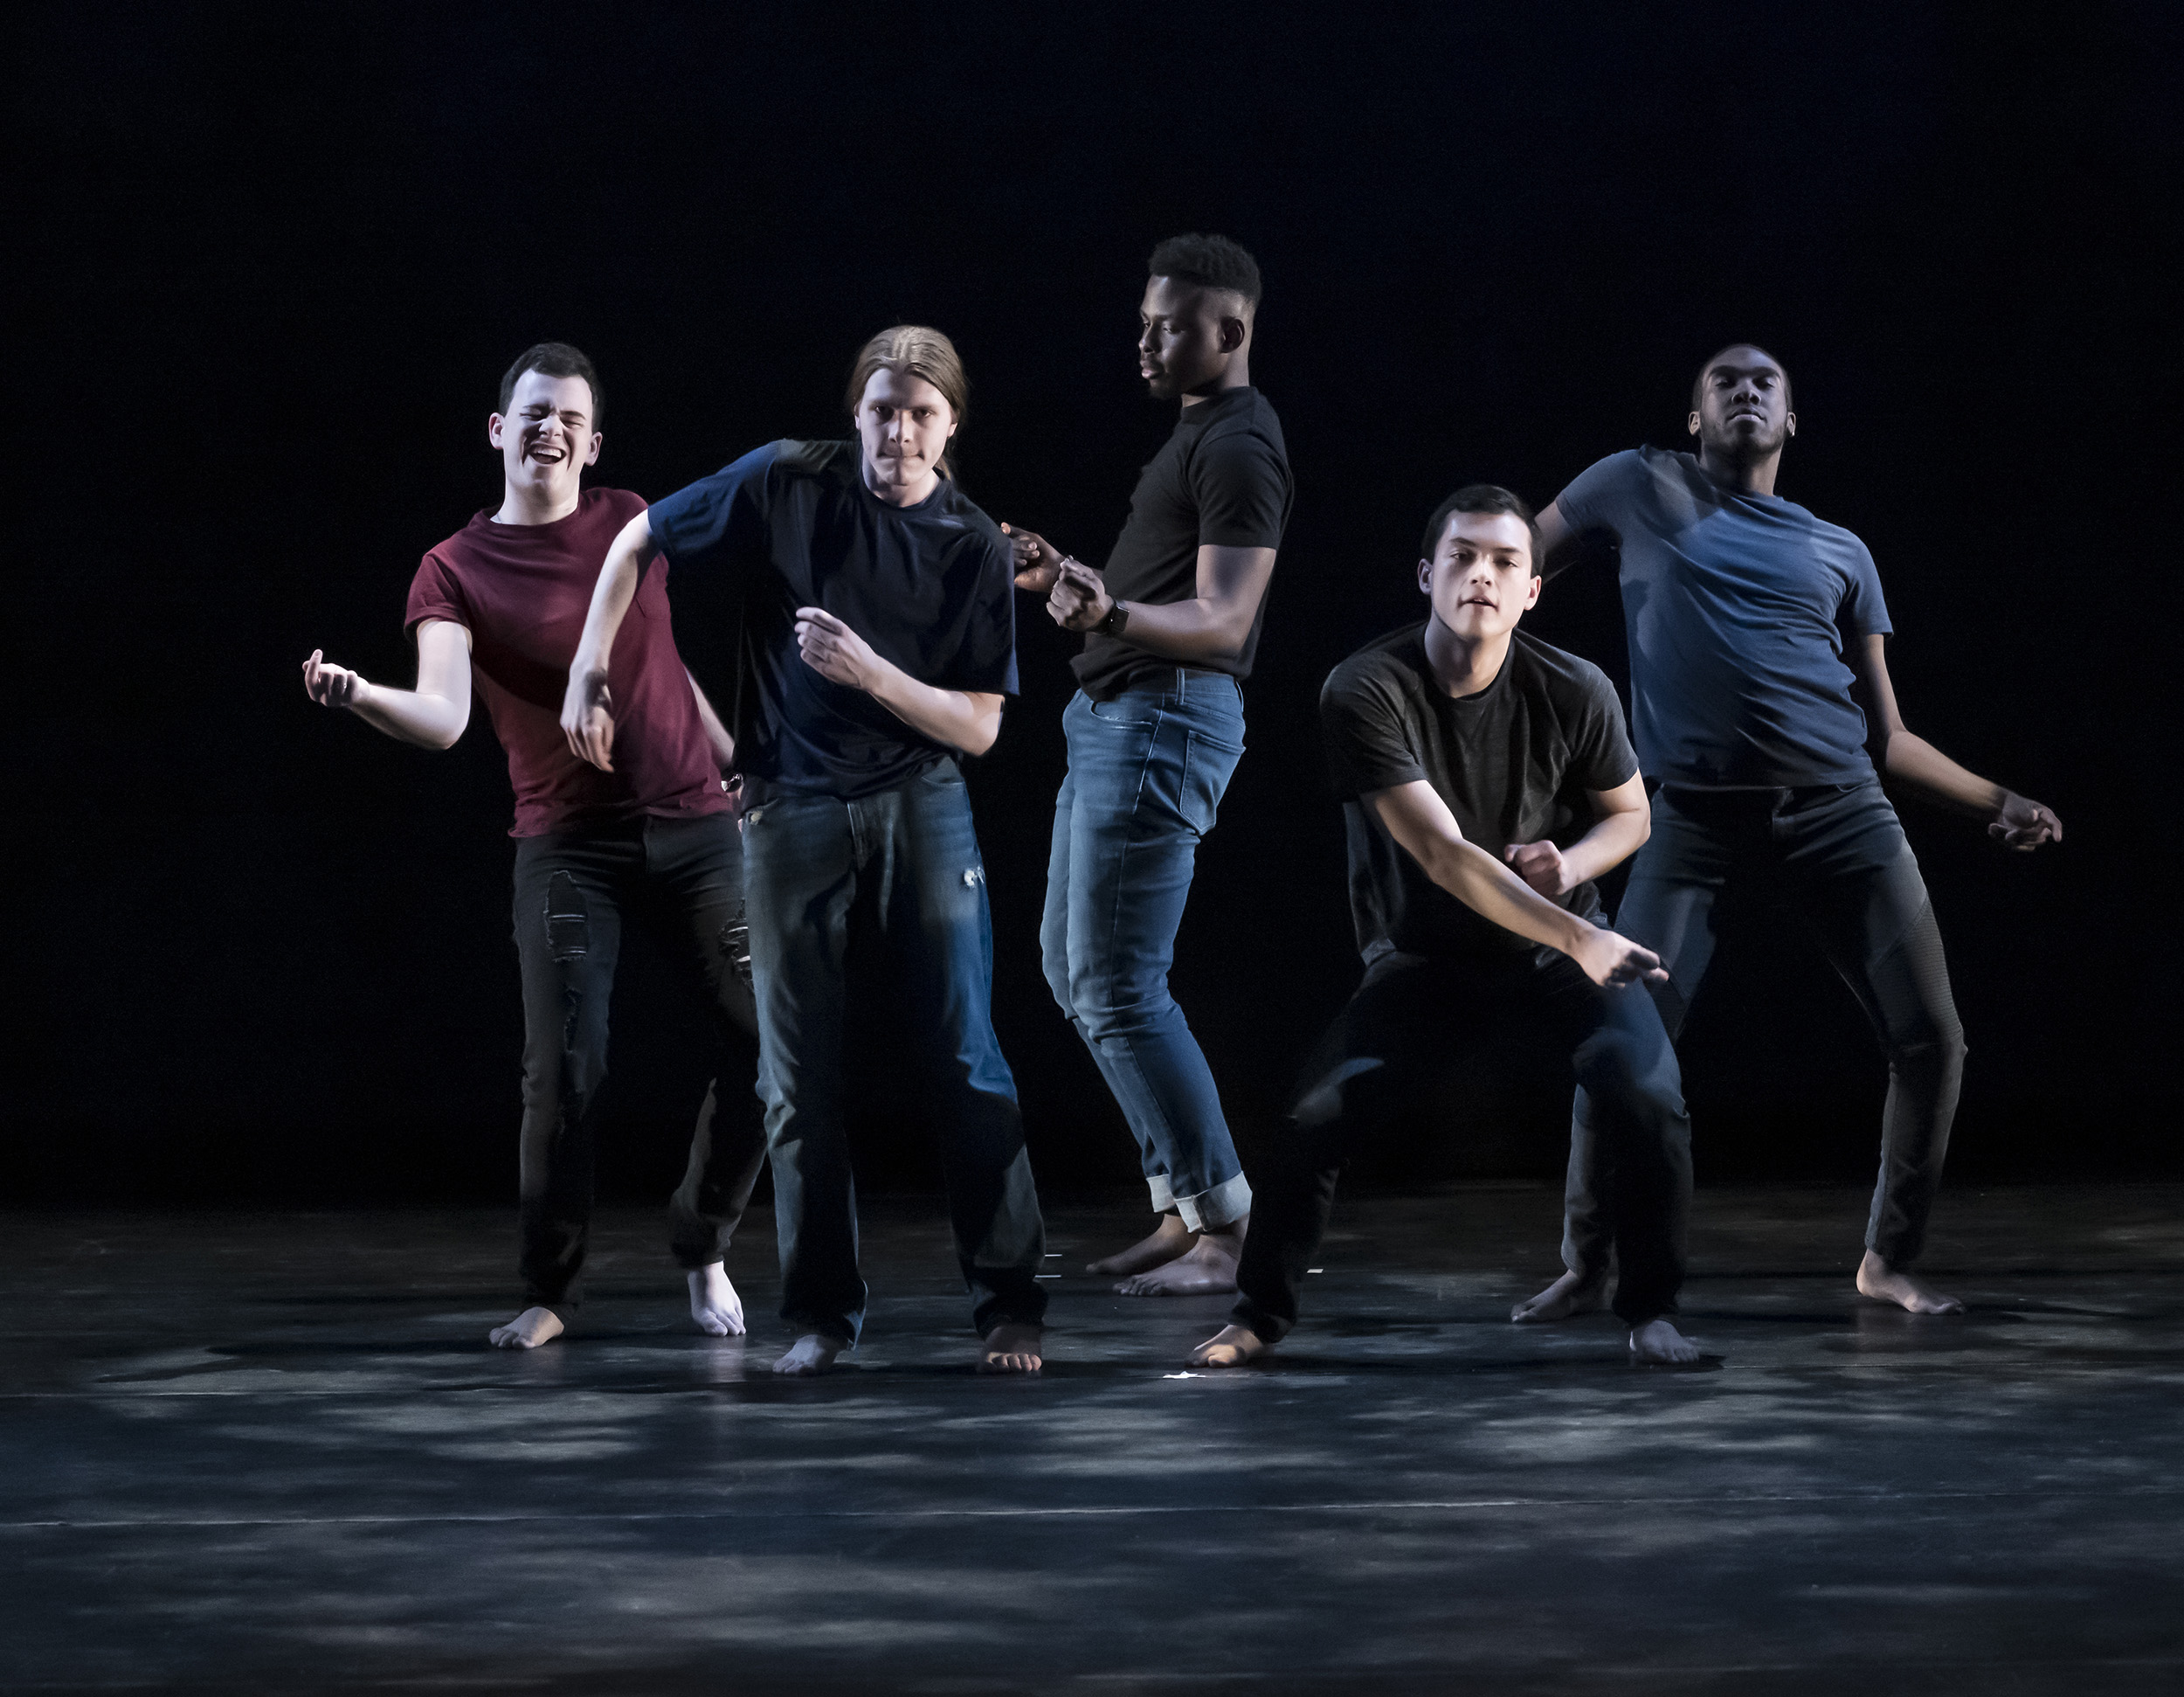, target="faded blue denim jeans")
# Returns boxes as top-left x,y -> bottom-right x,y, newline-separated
742,760 -> 1047,1344
1040,674 -> 1252,1229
